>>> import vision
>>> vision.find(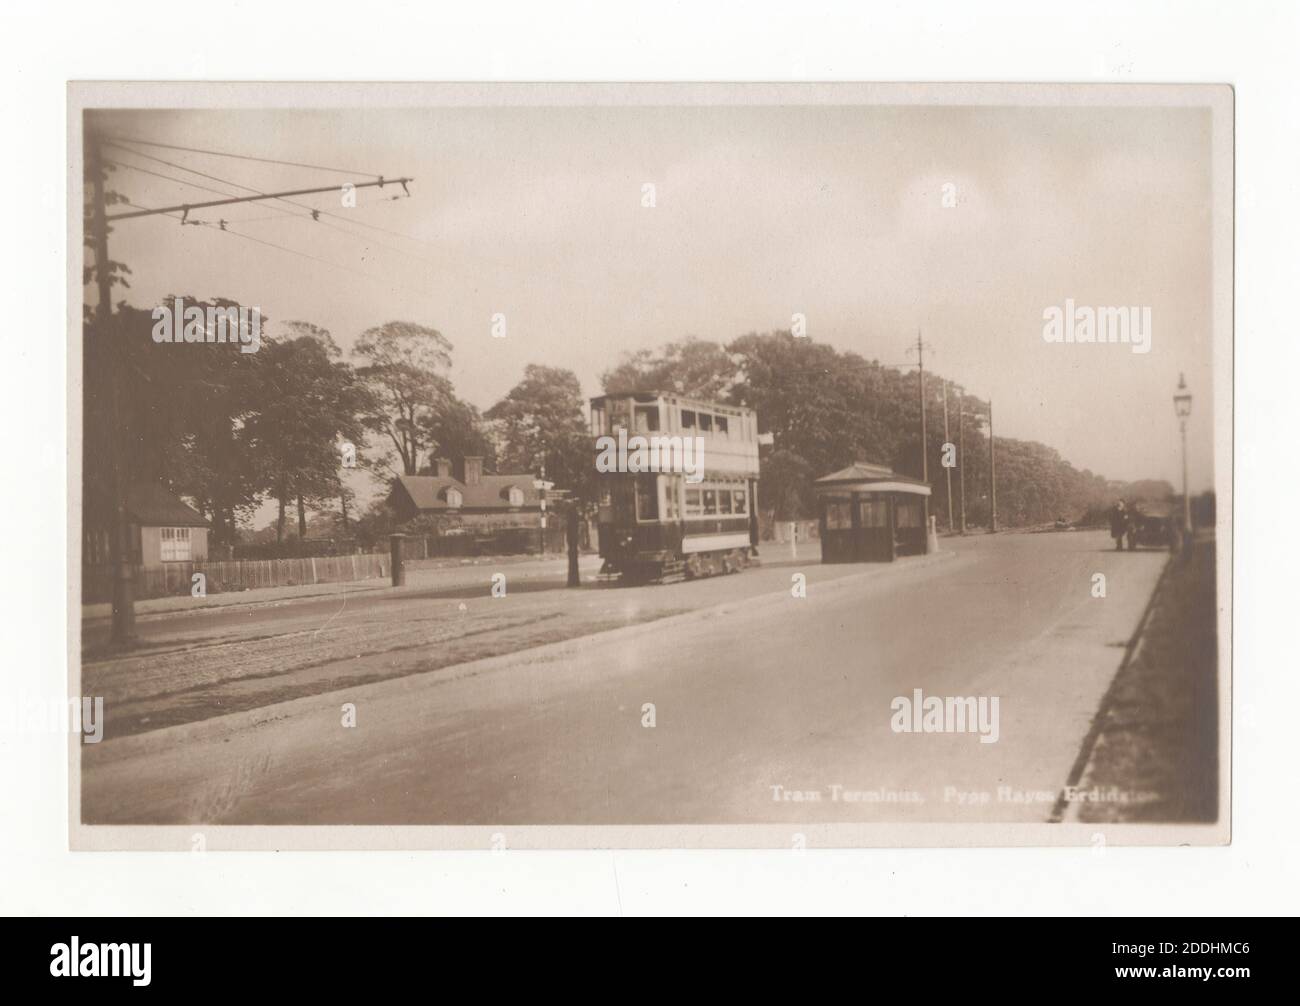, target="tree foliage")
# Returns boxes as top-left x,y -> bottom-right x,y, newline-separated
603,331 -> 1137,526
353,321 -> 455,476
486,364 -> 593,498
